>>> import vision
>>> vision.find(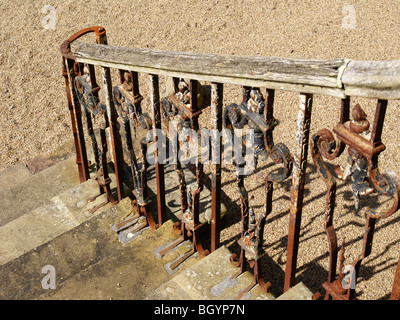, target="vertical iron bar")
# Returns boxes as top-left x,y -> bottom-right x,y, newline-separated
190,80 -> 199,131
140,140 -> 149,201
265,89 -> 275,122
98,32 -> 125,202
210,82 -> 223,252
340,96 -> 350,124
370,99 -> 388,145
66,59 -> 90,182
149,74 -> 167,226
264,89 -> 275,153
284,93 -> 313,292
346,216 -> 376,299
390,254 -> 400,300
190,80 -> 201,227
370,99 -> 388,168
62,58 -> 90,183
85,63 -> 103,197
87,64 -> 99,96
99,123 -> 115,204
